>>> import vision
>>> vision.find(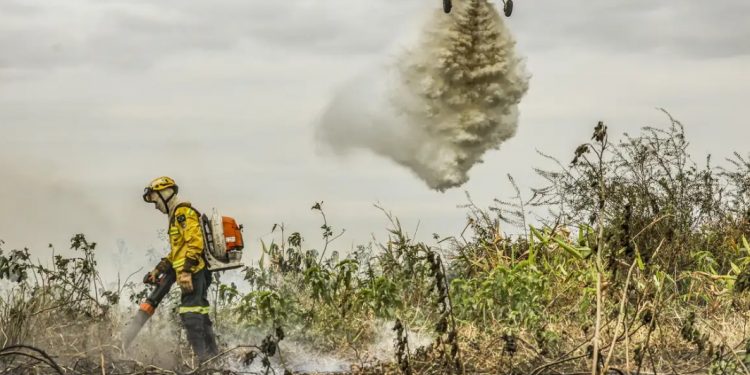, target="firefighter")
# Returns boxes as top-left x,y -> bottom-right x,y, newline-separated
142,176 -> 219,362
